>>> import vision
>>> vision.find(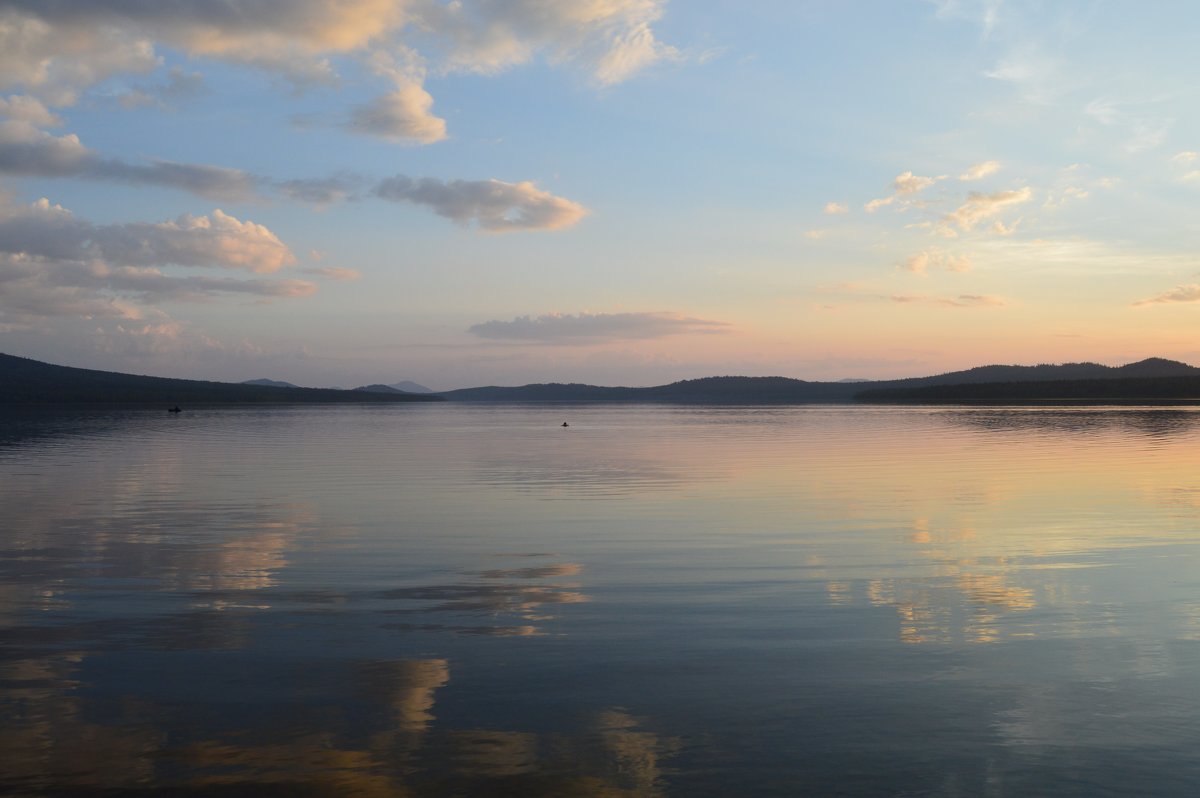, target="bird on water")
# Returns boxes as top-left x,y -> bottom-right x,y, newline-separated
562,422 -> 569,427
